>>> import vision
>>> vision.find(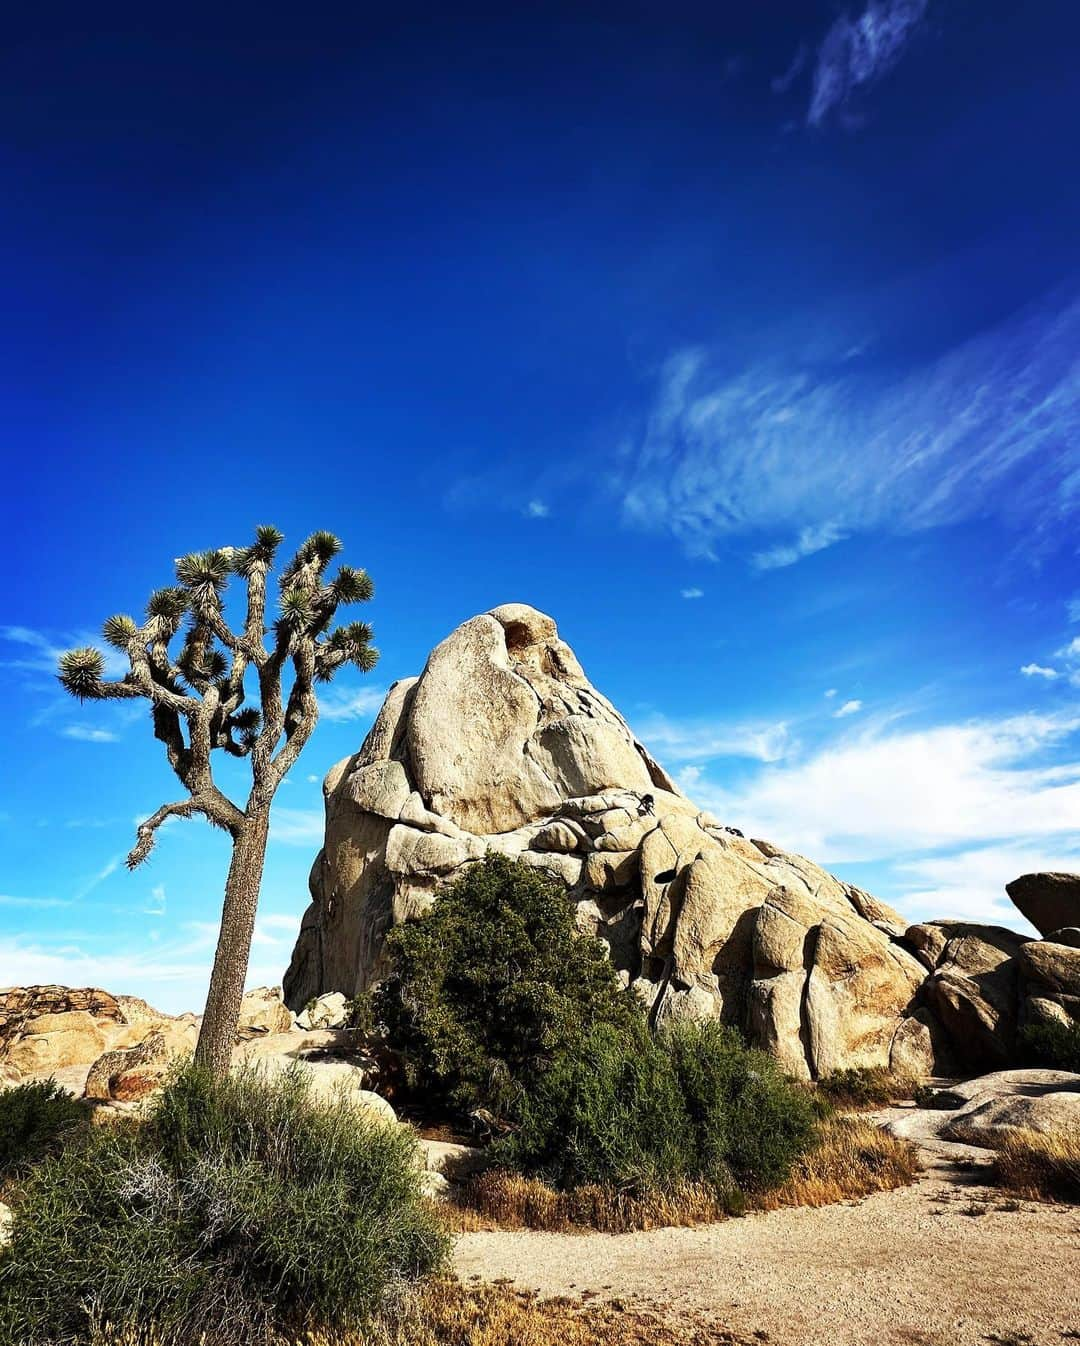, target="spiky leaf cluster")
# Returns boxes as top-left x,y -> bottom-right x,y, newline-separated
58,648 -> 106,700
